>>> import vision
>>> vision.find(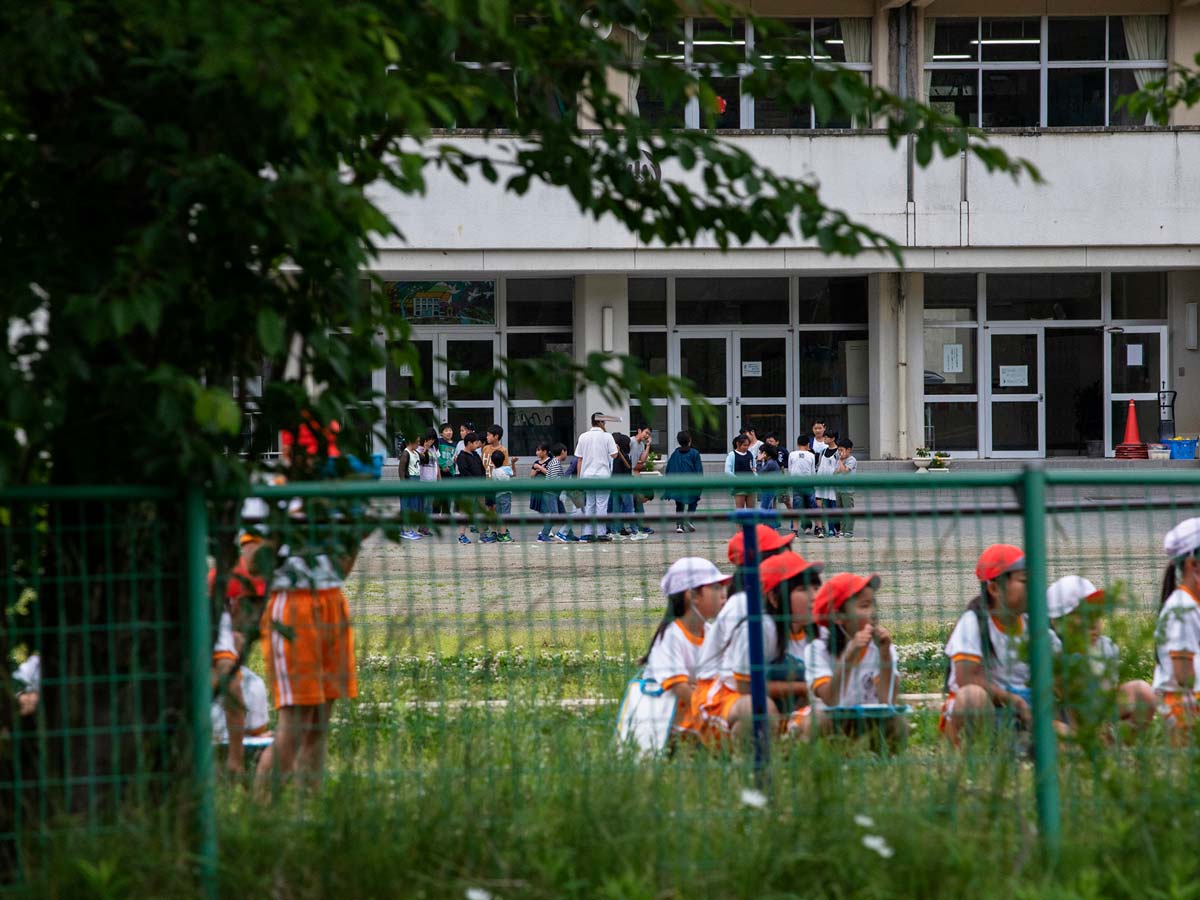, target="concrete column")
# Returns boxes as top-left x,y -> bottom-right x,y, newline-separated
869,271 -> 925,460
1169,271 -> 1200,435
573,274 -> 630,435
1171,6 -> 1200,128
